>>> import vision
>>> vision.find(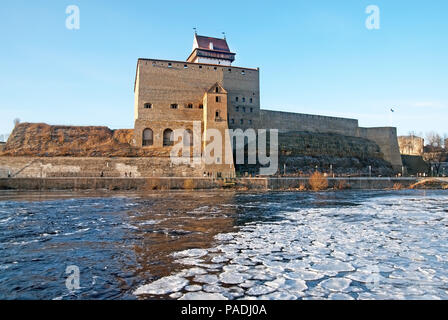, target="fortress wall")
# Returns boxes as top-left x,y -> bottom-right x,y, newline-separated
357,127 -> 403,170
259,110 -> 359,136
0,157 -> 205,178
